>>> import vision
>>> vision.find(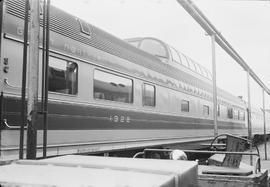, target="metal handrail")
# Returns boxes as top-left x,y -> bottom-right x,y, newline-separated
209,133 -> 260,156
134,148 -> 261,173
